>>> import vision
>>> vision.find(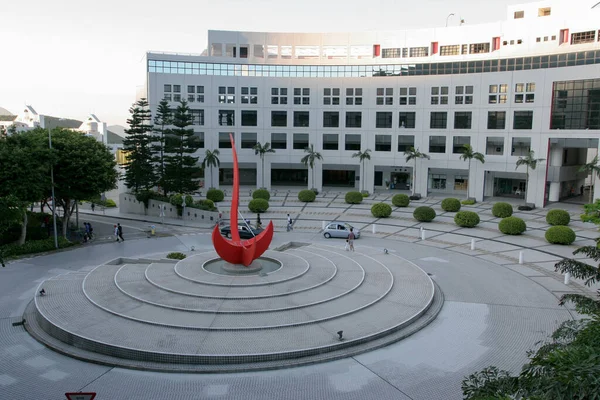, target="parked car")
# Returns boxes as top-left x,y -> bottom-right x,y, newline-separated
323,222 -> 360,239
220,225 -> 263,239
